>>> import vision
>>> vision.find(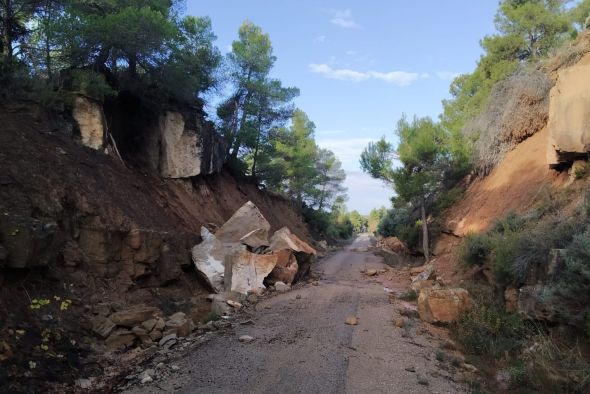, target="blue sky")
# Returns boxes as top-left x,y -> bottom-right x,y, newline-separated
187,1 -> 499,214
